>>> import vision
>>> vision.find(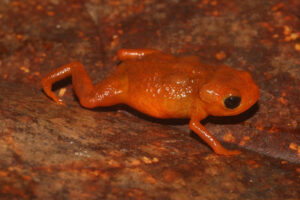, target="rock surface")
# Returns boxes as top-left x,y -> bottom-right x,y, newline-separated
0,0 -> 299,199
